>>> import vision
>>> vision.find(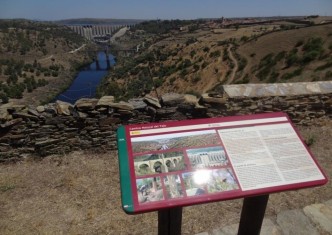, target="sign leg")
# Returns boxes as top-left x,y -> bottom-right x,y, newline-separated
158,207 -> 183,235
237,194 -> 269,235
